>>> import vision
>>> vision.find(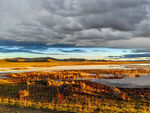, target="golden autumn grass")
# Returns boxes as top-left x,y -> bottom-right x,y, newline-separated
0,79 -> 149,113
0,61 -> 150,112
0,96 -> 149,113
0,60 -> 150,68
4,68 -> 150,82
